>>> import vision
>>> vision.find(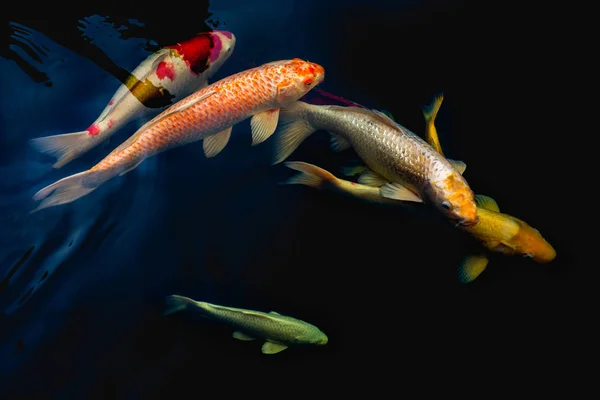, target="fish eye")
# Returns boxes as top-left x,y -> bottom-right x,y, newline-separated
303,78 -> 313,86
442,201 -> 451,210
